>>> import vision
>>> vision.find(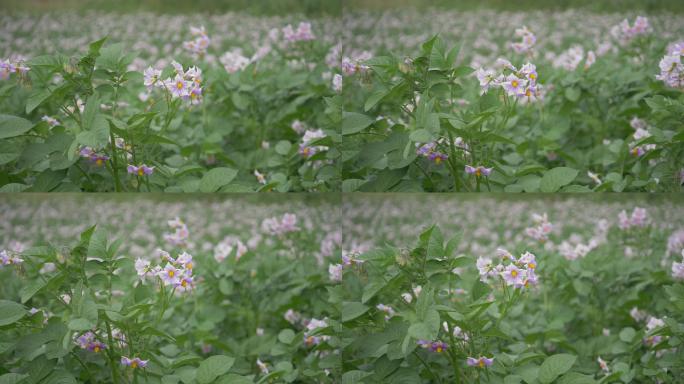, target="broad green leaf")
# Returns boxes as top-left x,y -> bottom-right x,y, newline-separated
540,167 -> 579,193
538,354 -> 577,384
199,167 -> 238,193
196,355 -> 235,384
0,114 -> 33,139
0,300 -> 27,326
342,302 -> 369,322
68,318 -> 94,331
342,112 -> 374,135
278,329 -> 295,344
26,89 -> 51,114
